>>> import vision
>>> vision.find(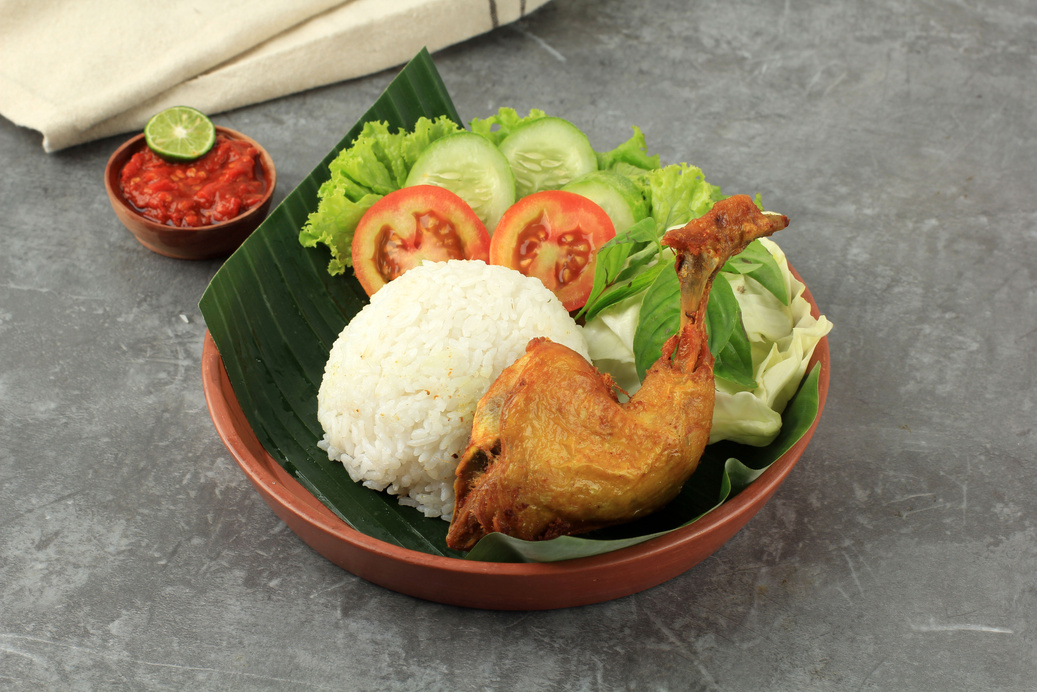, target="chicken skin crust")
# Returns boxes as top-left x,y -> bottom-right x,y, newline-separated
446,195 -> 789,550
